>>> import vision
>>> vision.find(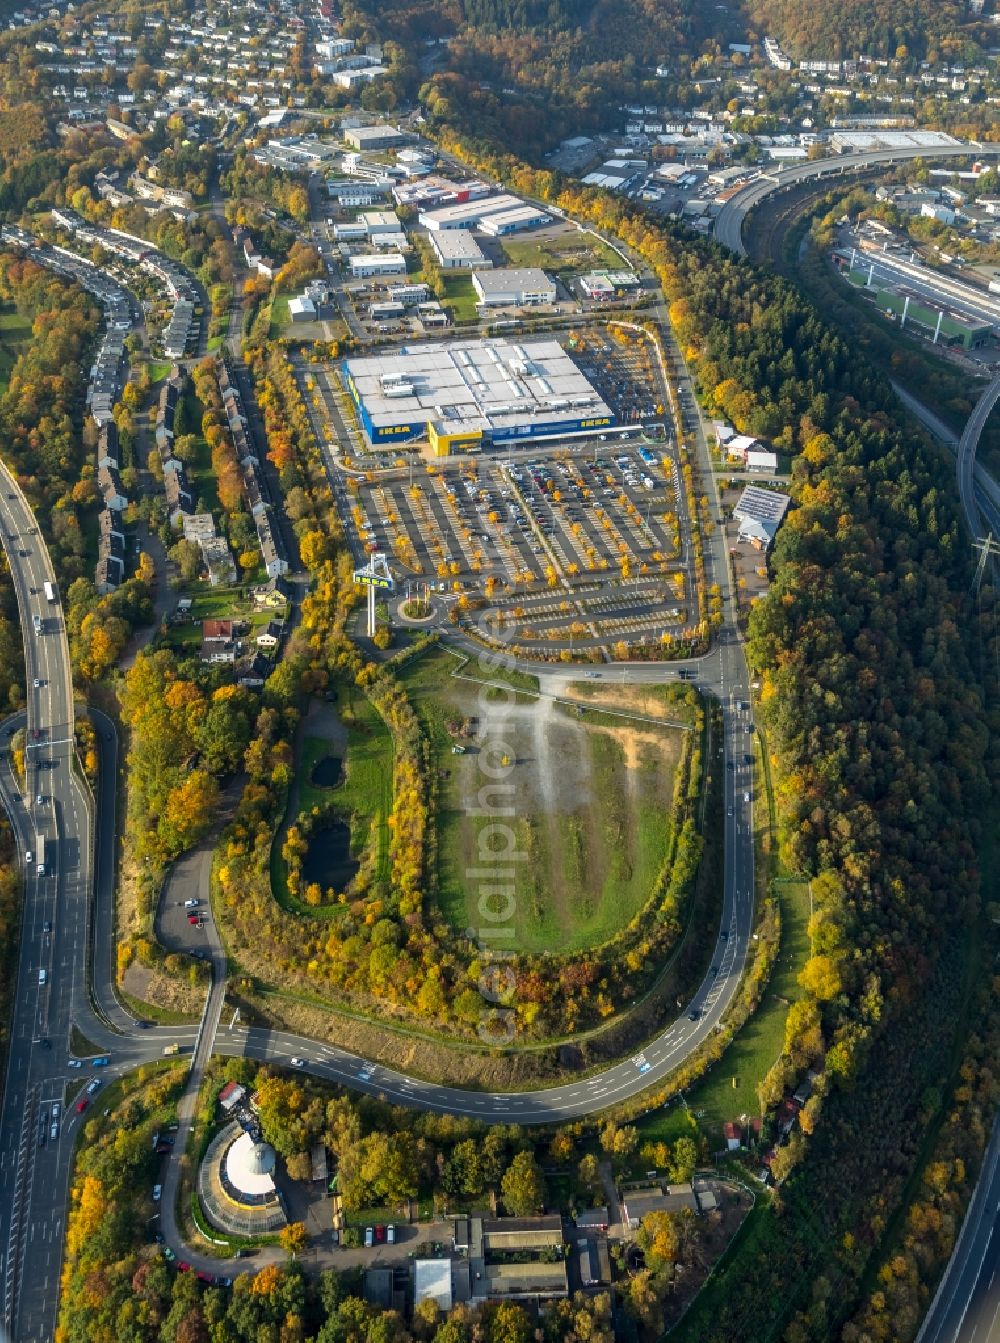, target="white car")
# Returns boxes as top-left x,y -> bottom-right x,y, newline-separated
291,1057 -> 305,1068
152,1184 -> 162,1203
183,899 -> 198,908
32,678 -> 40,689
